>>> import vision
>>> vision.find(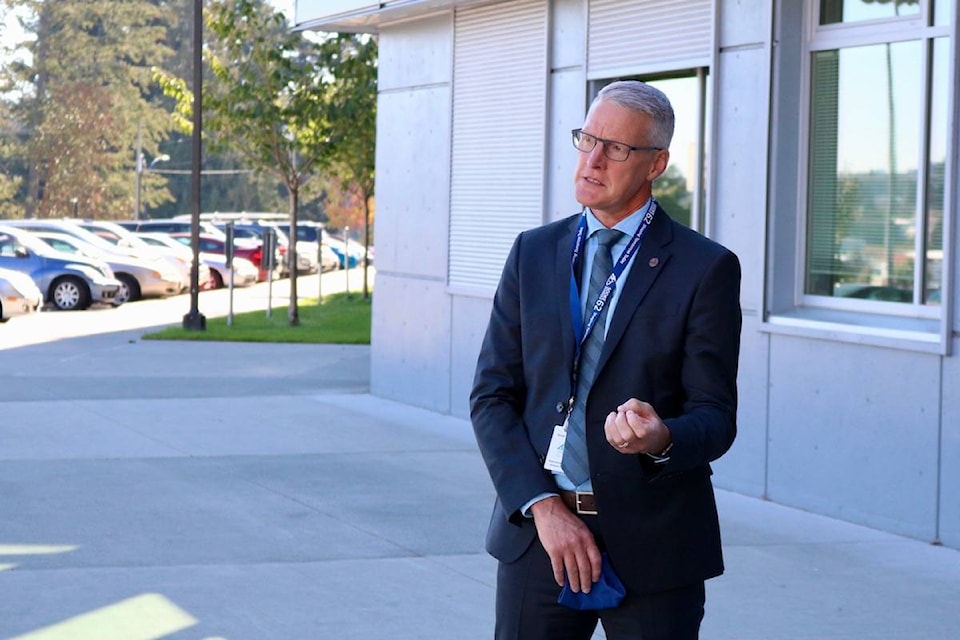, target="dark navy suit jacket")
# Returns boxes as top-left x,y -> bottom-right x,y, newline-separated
470,206 -> 742,595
